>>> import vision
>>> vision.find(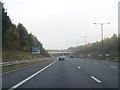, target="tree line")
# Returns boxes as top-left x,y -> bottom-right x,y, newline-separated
2,3 -> 49,56
67,34 -> 119,58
